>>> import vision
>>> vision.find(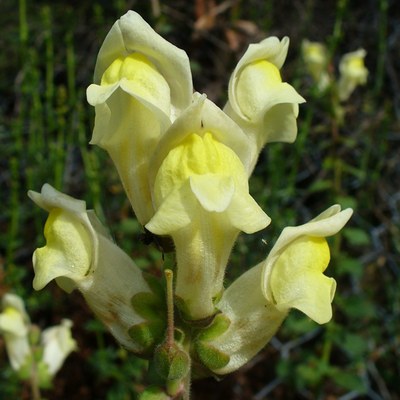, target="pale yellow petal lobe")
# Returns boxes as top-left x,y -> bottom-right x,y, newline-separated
33,209 -> 92,290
